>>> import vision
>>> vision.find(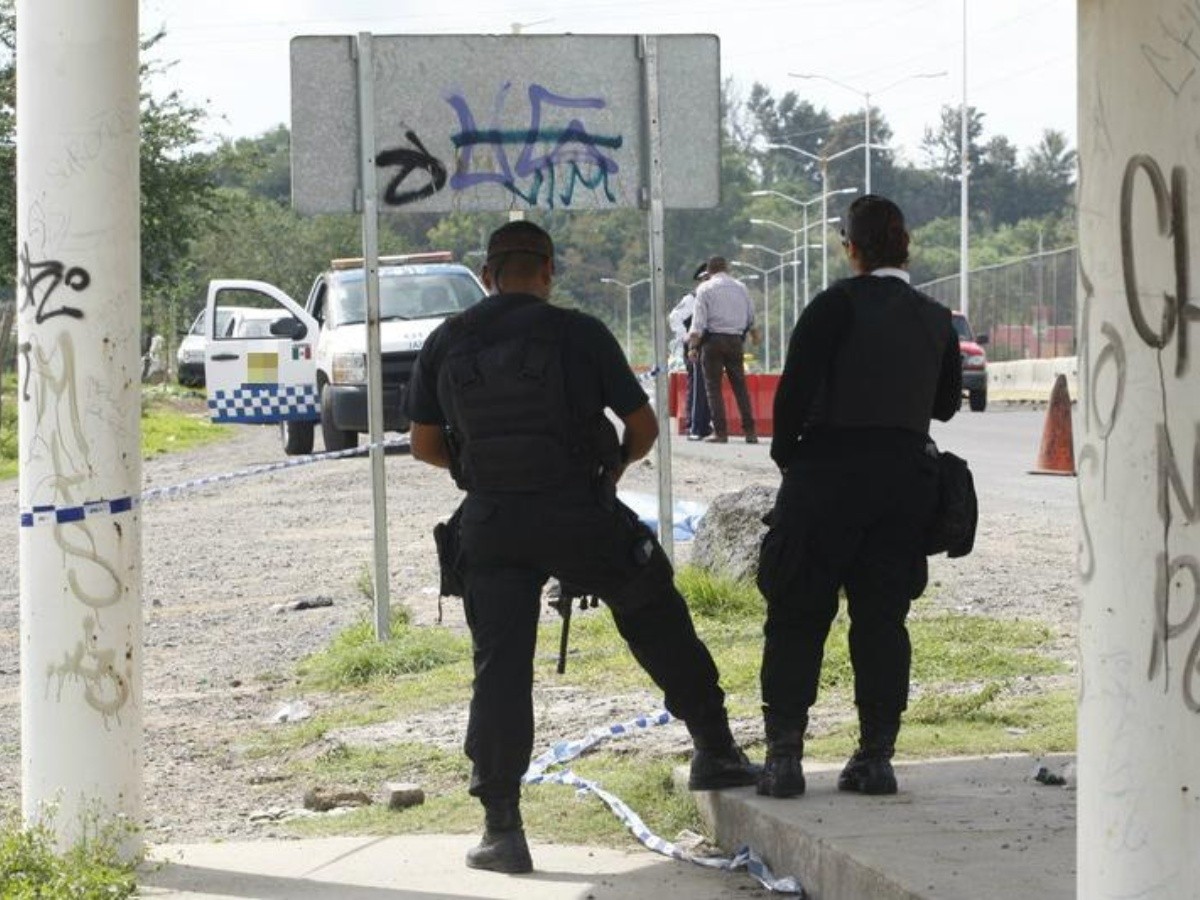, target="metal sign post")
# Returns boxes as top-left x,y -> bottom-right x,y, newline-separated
640,35 -> 674,558
291,33 -> 721,570
355,33 -> 392,641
